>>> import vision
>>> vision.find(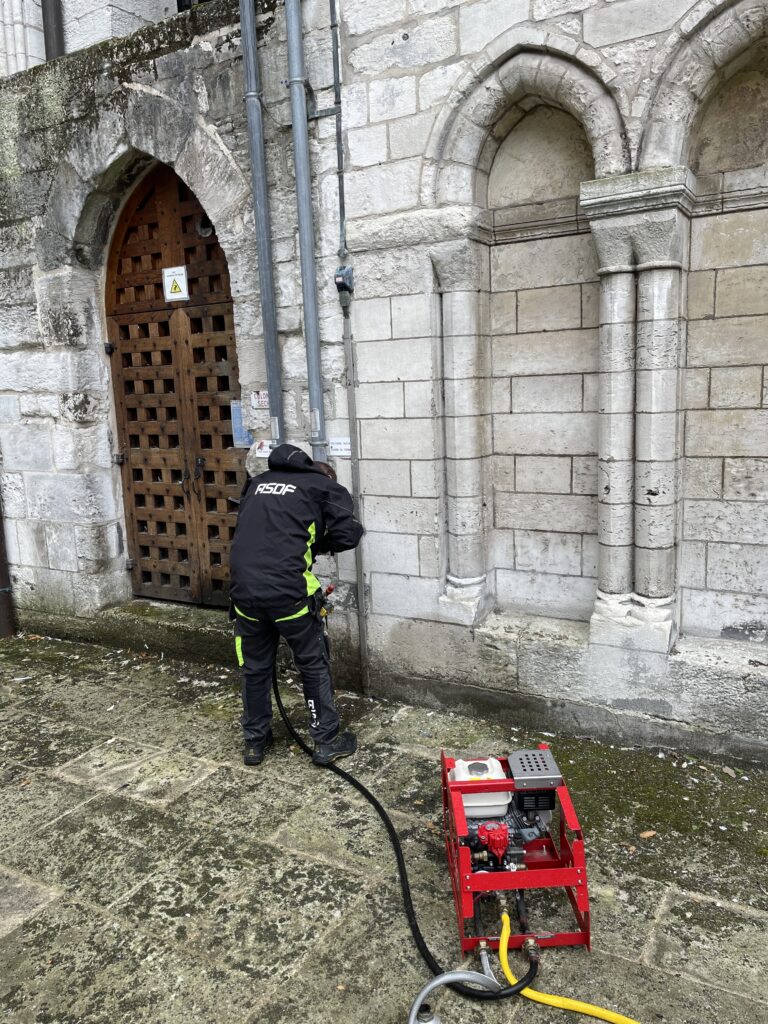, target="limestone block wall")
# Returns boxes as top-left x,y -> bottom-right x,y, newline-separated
1,0 -> 767,753
0,0 -> 45,75
62,0 -> 174,54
